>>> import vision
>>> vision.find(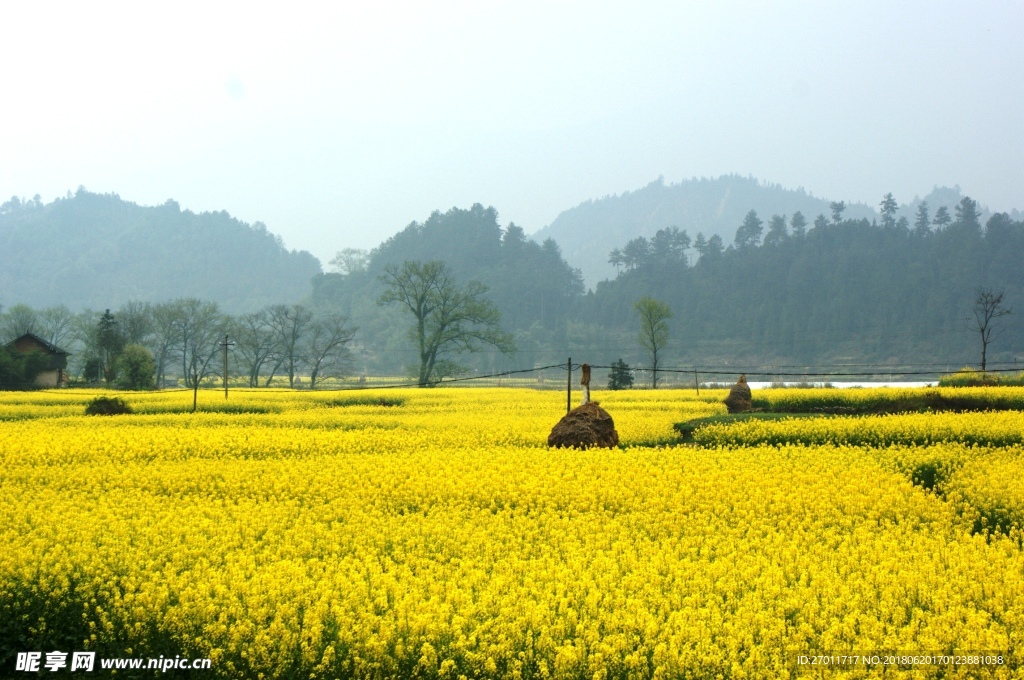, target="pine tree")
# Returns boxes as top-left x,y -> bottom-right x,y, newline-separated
914,202 -> 931,235
879,193 -> 898,229
607,359 -> 634,390
734,210 -> 764,249
790,211 -> 807,237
